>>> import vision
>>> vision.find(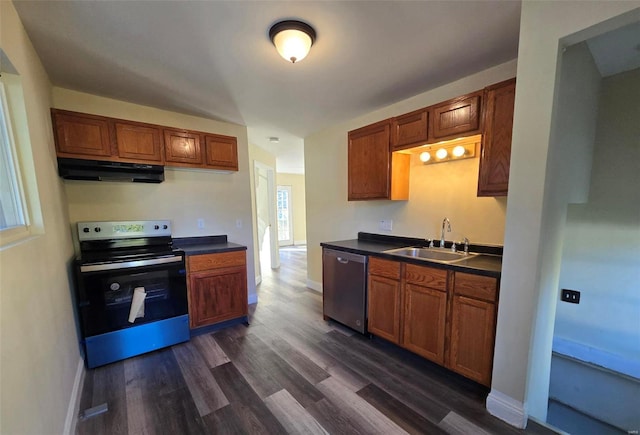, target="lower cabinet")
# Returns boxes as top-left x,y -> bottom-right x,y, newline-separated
367,257 -> 402,343
449,295 -> 496,385
187,251 -> 248,329
403,264 -> 448,365
448,271 -> 498,385
366,259 -> 499,386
